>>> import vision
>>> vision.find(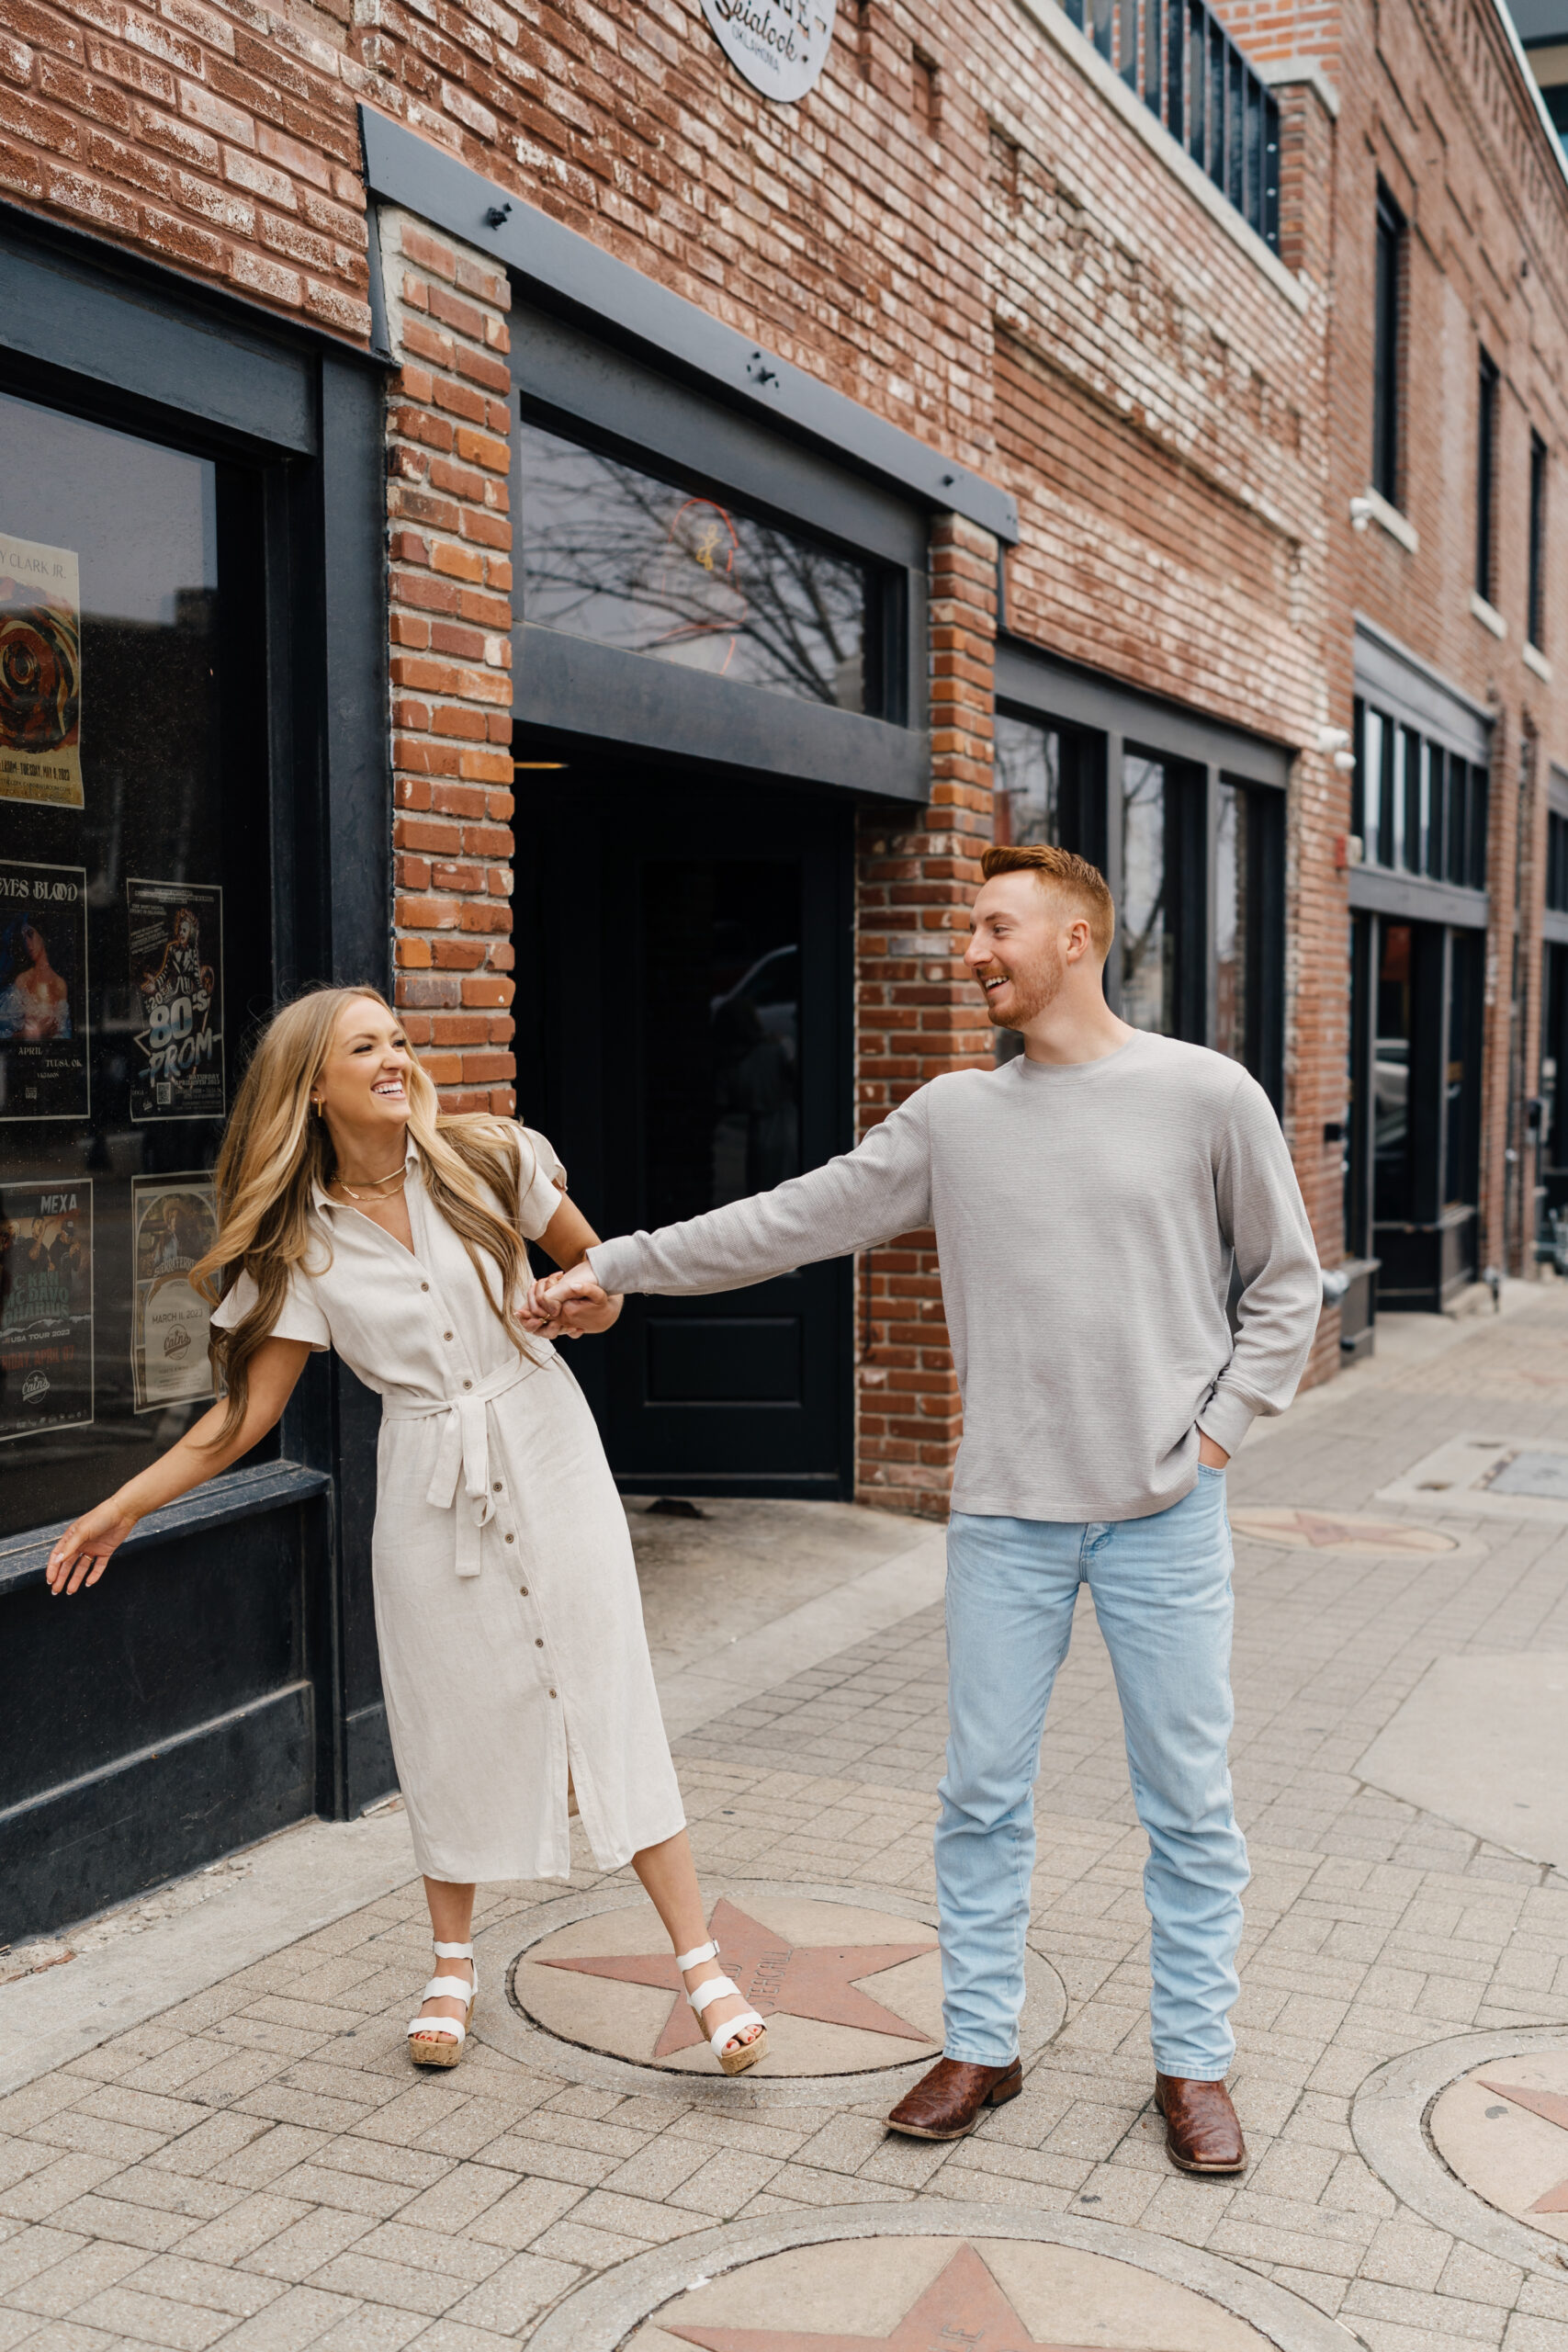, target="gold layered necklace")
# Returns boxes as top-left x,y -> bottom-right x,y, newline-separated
333,1159 -> 408,1204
